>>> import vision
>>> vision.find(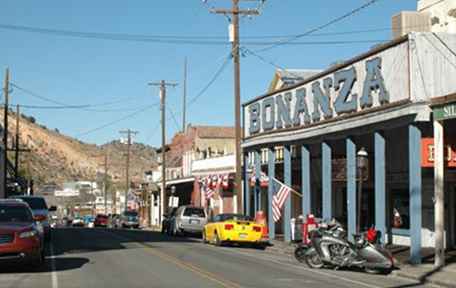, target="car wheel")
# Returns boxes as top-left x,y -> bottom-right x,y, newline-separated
214,232 -> 222,246
202,231 -> 208,244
